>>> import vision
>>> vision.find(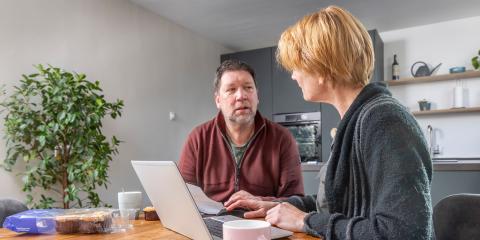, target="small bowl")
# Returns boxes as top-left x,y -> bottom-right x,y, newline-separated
449,66 -> 466,74
418,101 -> 431,111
